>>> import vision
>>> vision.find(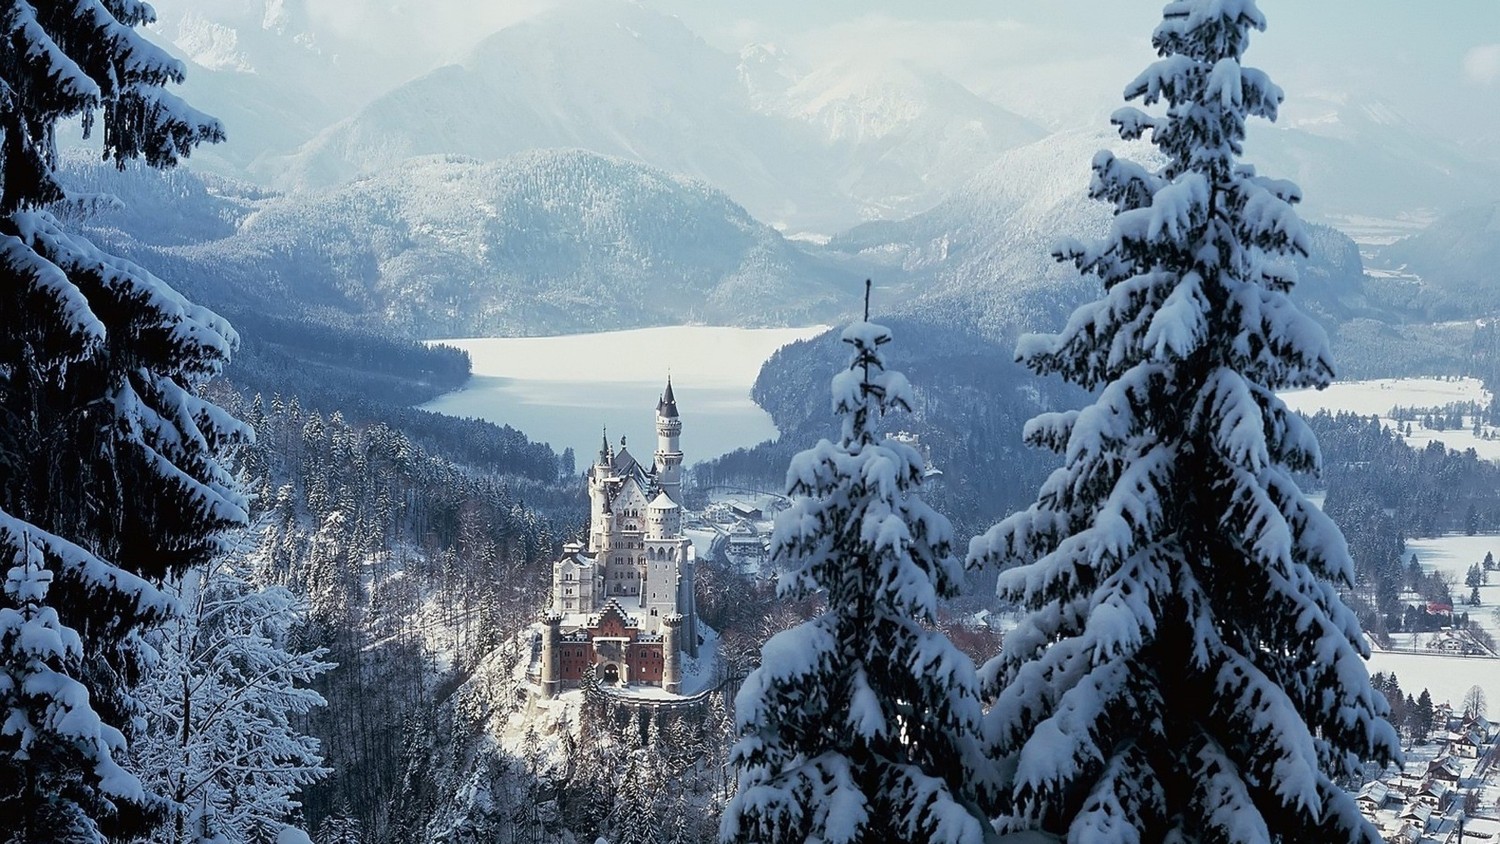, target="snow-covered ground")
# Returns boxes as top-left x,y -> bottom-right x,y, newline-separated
1282,377 -> 1487,420
1370,533 -> 1500,710
1366,650 -> 1500,711
422,325 -> 827,462
1398,533 -> 1500,649
1406,534 -> 1500,587
1282,377 -> 1500,461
